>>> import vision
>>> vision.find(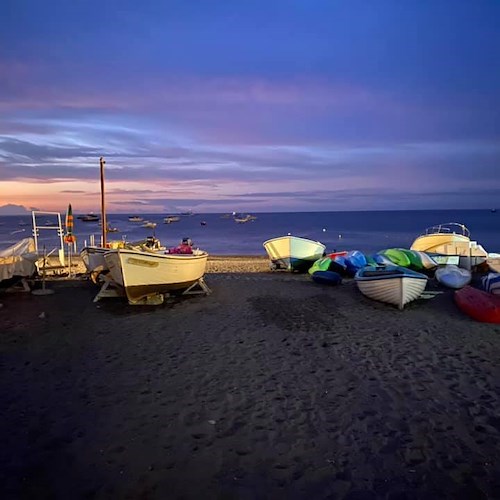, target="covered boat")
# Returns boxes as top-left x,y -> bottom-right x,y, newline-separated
355,265 -> 428,310
103,247 -> 209,305
263,236 -> 326,272
0,238 -> 39,289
